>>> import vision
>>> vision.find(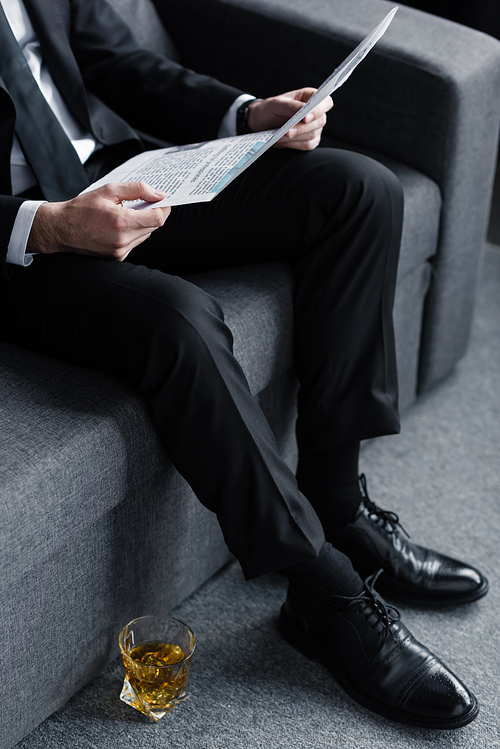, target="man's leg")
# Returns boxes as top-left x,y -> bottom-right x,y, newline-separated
130,145 -> 400,550
133,145 -> 487,605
